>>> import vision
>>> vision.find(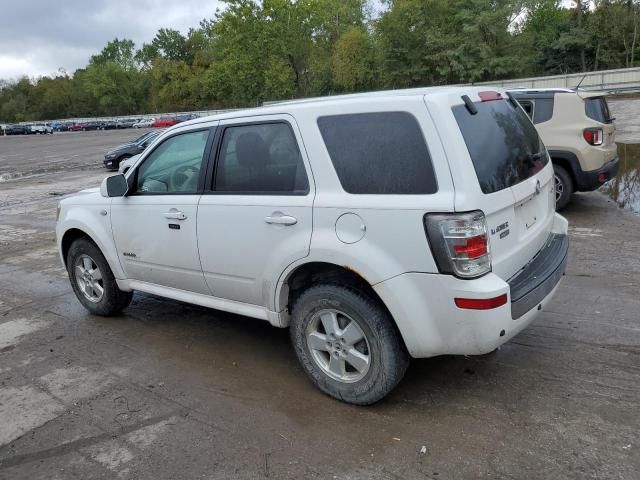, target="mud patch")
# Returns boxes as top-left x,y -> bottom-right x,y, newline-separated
0,385 -> 64,445
83,440 -> 134,475
125,416 -> 178,450
0,224 -> 39,243
0,317 -> 50,350
39,366 -> 115,404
